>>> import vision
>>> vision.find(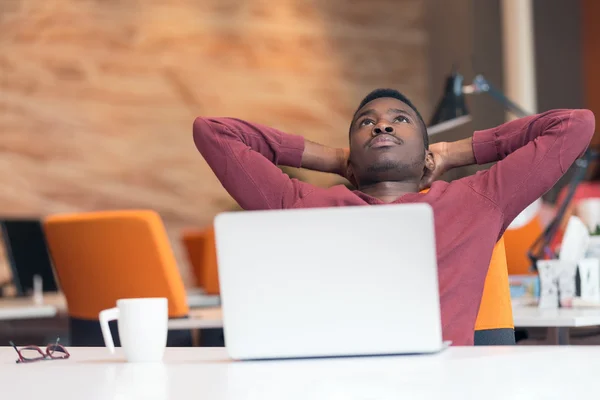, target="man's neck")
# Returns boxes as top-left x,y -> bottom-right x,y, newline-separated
358,181 -> 420,203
